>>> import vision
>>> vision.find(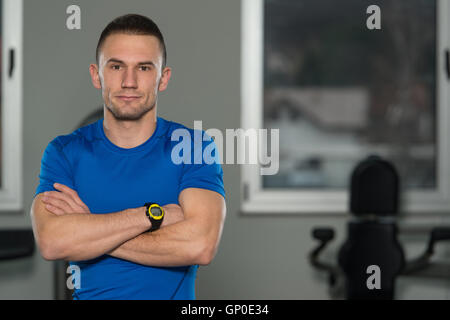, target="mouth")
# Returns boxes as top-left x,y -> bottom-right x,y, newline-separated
116,95 -> 141,102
